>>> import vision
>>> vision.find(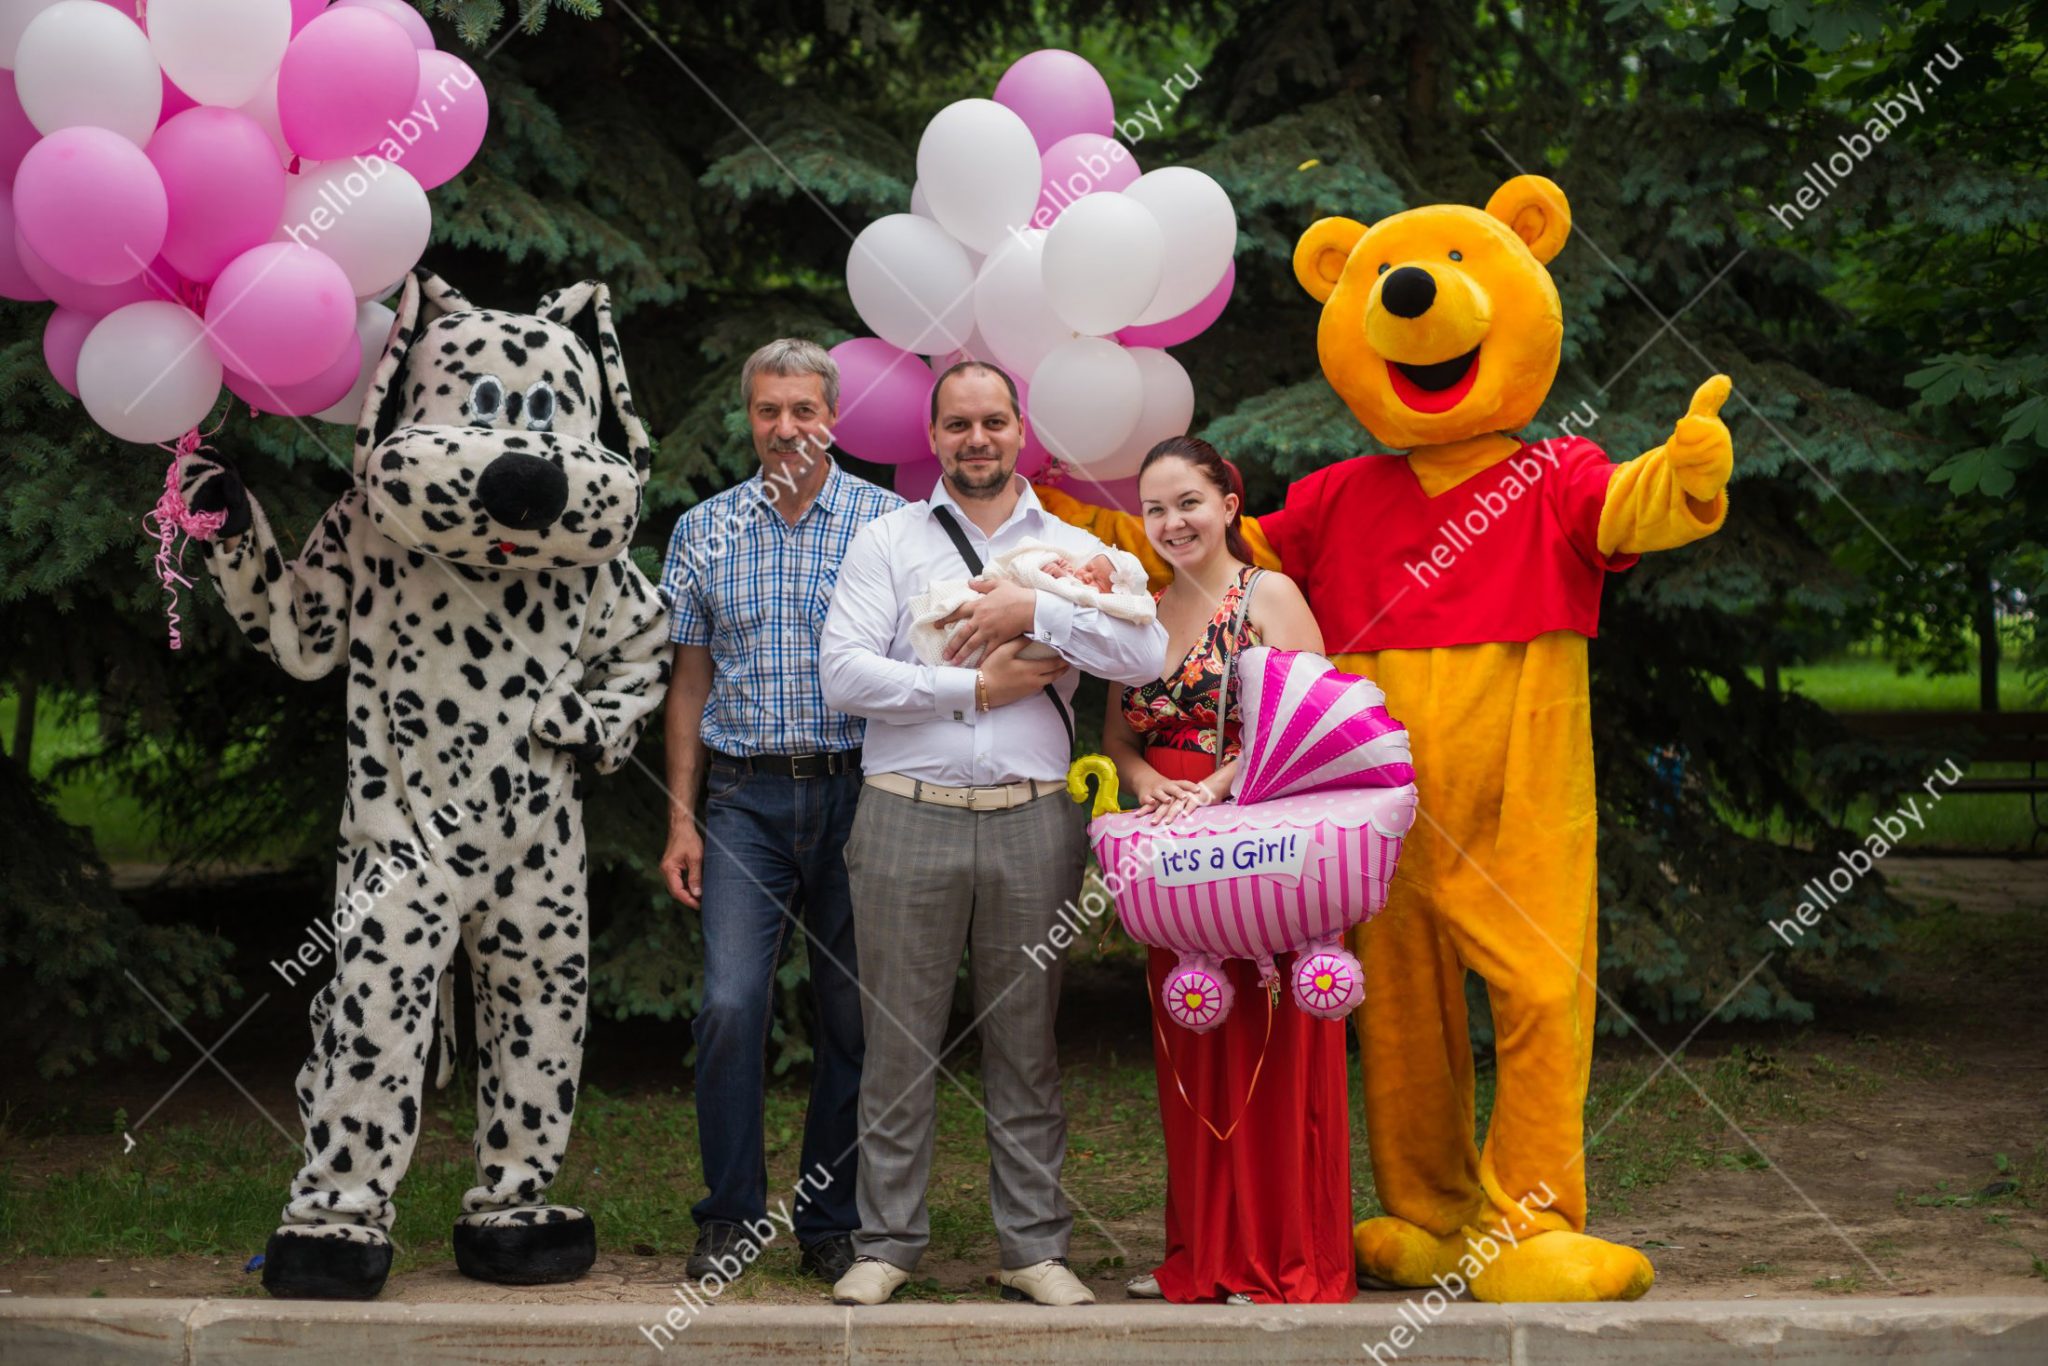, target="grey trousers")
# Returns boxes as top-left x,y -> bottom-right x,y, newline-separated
842,784 -> 1090,1271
